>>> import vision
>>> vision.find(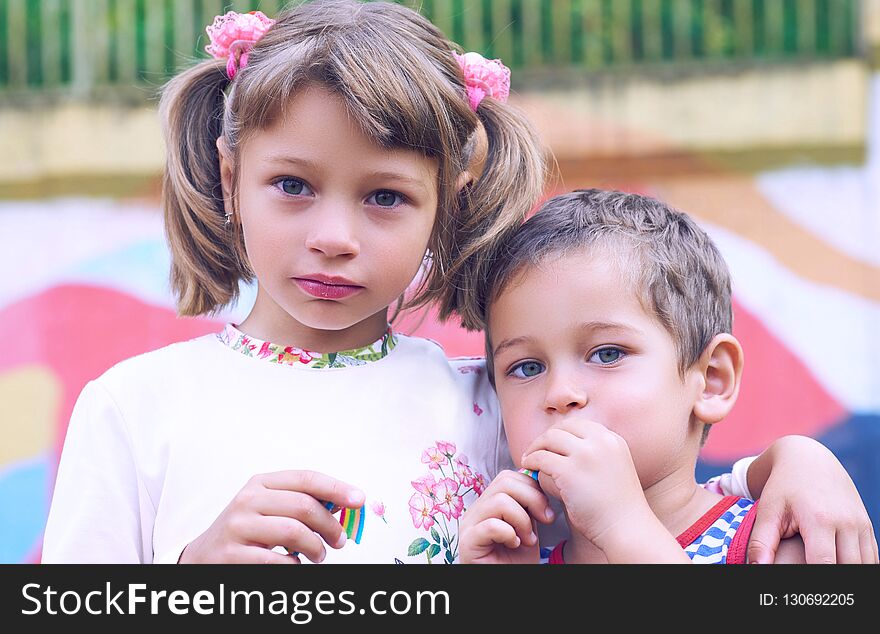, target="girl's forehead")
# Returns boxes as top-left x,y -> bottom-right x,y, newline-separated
241,86 -> 439,180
